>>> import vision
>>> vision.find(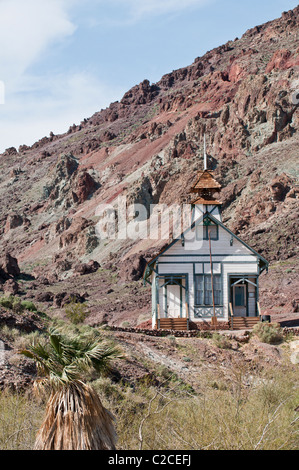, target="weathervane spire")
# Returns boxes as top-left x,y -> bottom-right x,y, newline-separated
204,134 -> 208,171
